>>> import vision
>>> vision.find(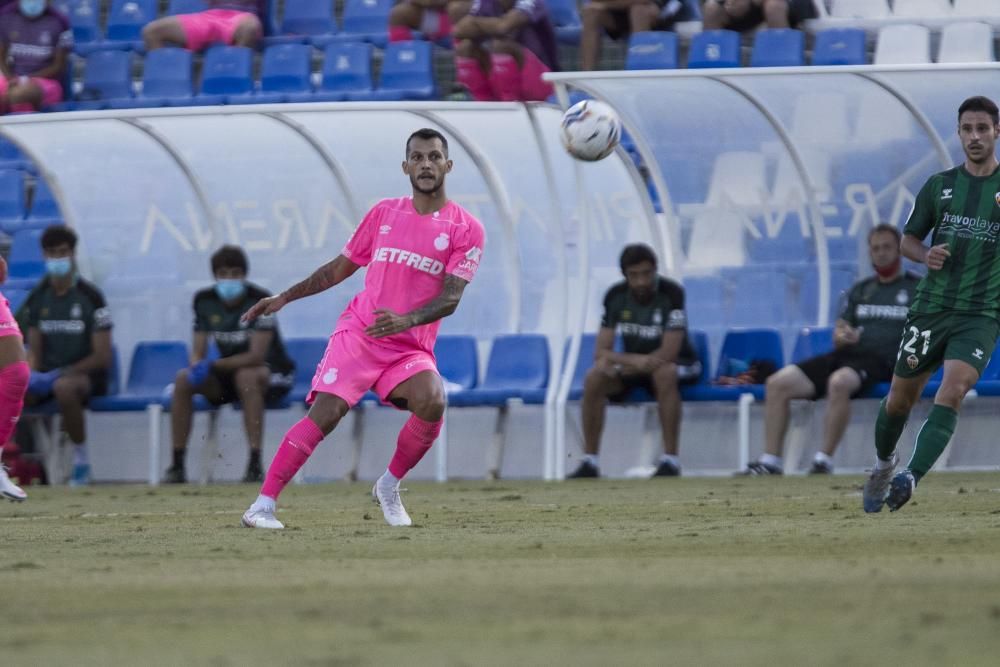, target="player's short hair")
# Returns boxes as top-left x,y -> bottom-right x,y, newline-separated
40,224 -> 77,251
958,96 -> 999,125
868,223 -> 901,244
406,128 -> 449,157
211,245 -> 248,275
619,243 -> 658,274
